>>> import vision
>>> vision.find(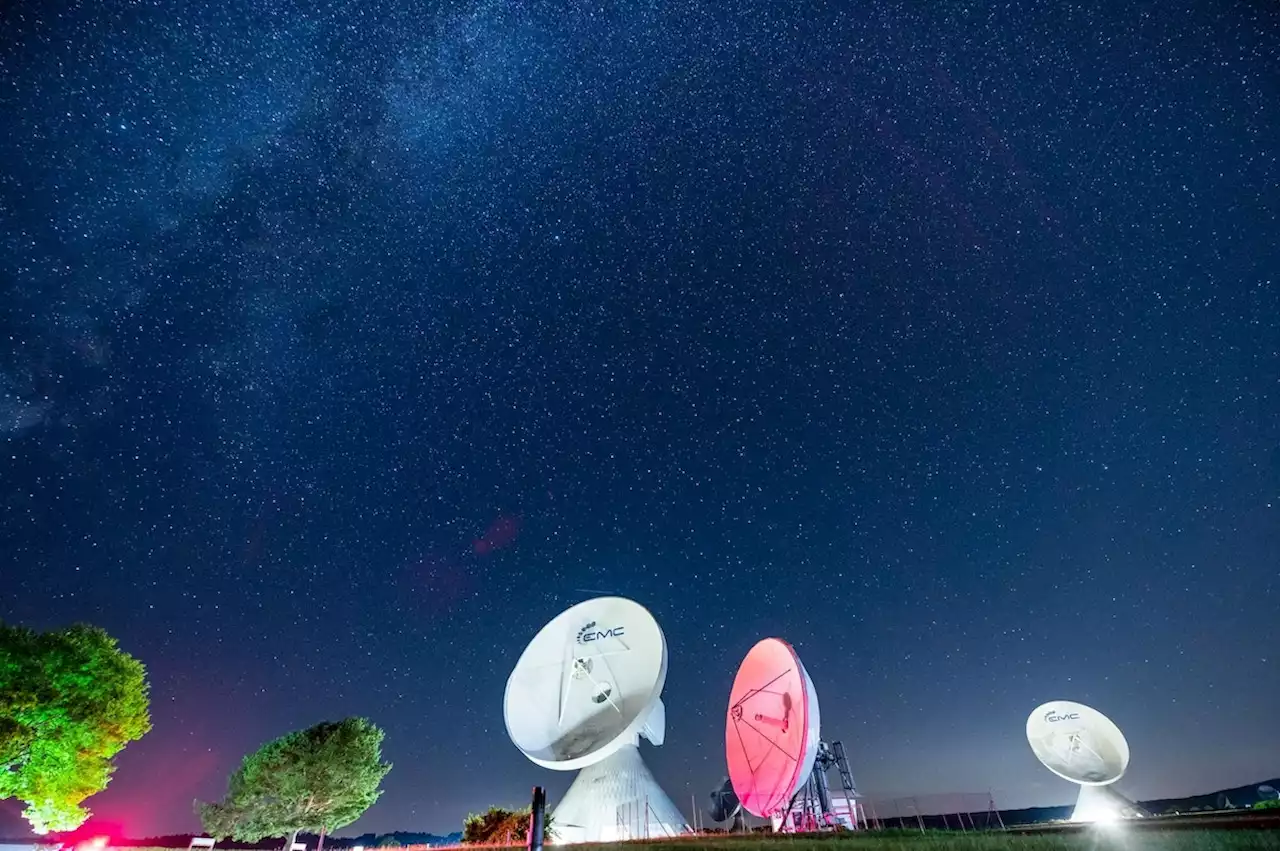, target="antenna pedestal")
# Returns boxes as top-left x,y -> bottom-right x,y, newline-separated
551,744 -> 689,844
1071,784 -> 1140,823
